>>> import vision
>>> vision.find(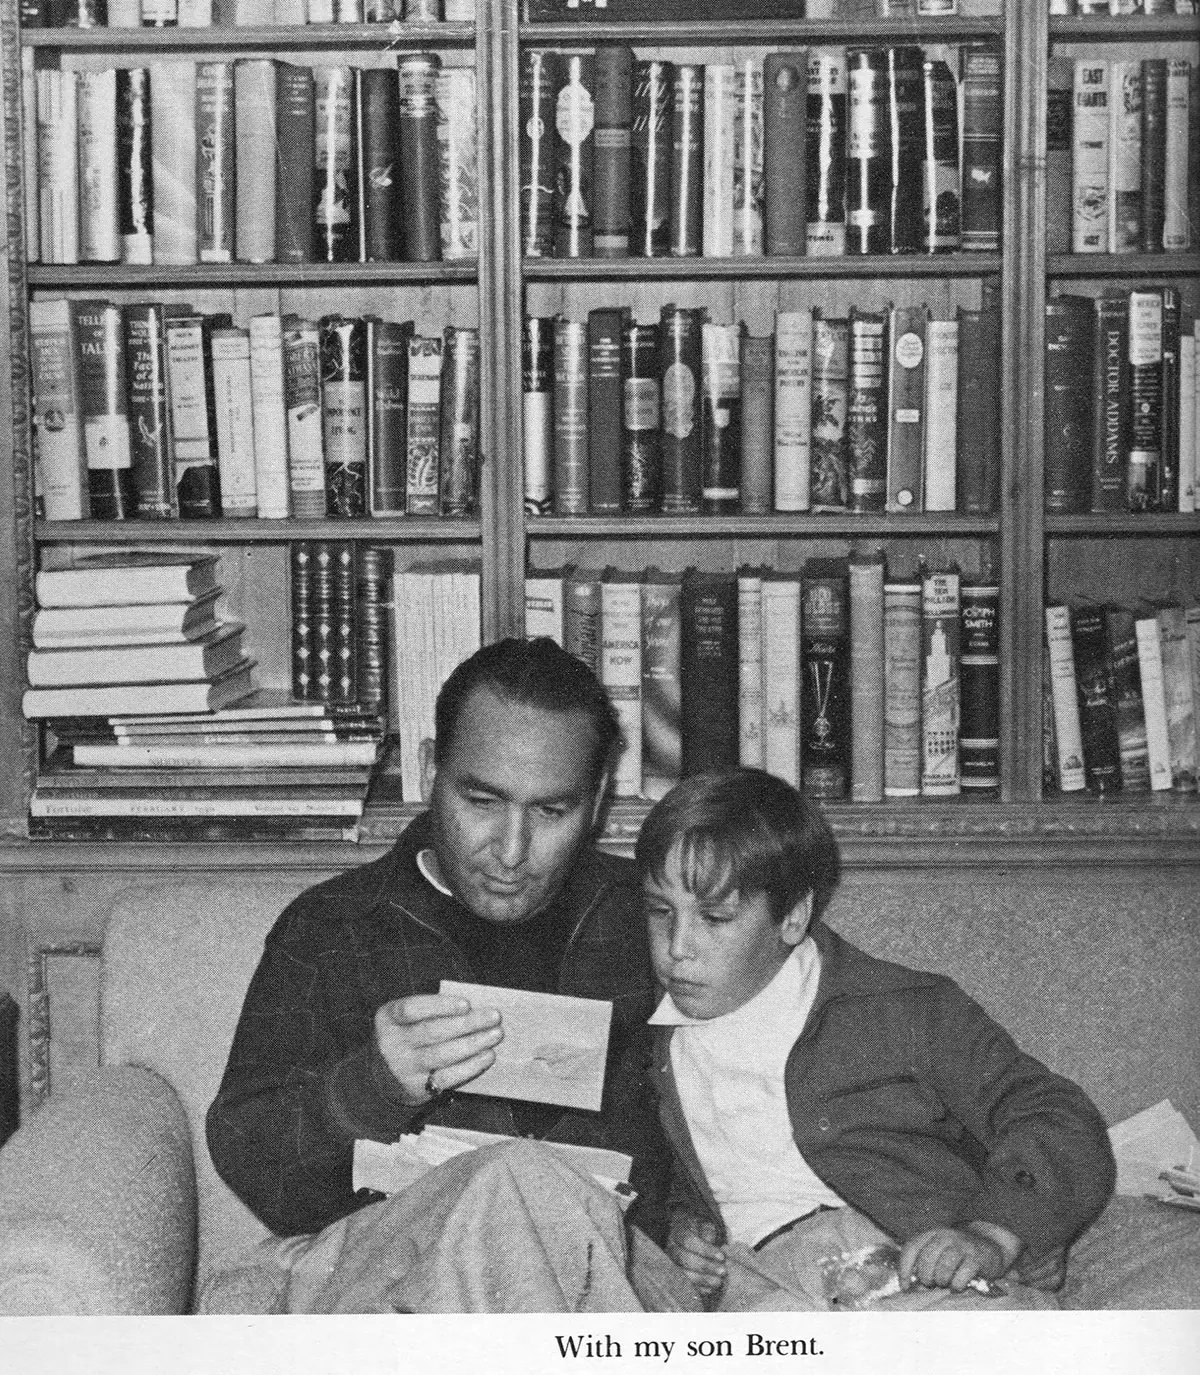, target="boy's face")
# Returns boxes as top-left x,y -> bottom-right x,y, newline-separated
642,846 -> 811,1020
